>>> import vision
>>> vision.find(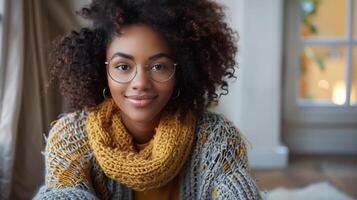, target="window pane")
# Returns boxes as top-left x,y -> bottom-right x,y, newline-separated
299,46 -> 346,105
351,47 -> 357,104
300,0 -> 346,38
